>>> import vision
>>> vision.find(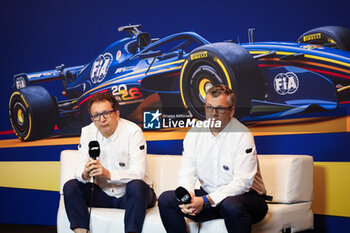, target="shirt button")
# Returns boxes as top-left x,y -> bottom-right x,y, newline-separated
112,189 -> 114,192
